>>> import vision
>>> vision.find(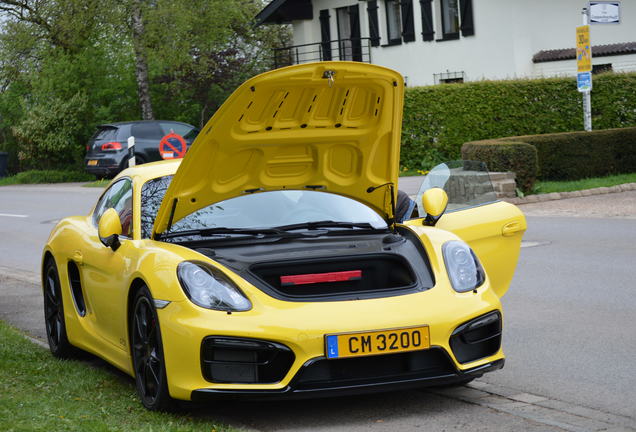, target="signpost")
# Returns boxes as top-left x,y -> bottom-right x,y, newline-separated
577,9 -> 593,131
128,136 -> 136,167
